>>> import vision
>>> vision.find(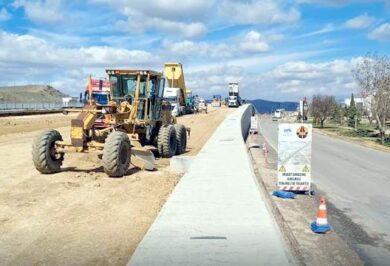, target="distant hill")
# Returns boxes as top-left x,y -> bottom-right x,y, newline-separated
249,99 -> 299,114
0,85 -> 68,103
